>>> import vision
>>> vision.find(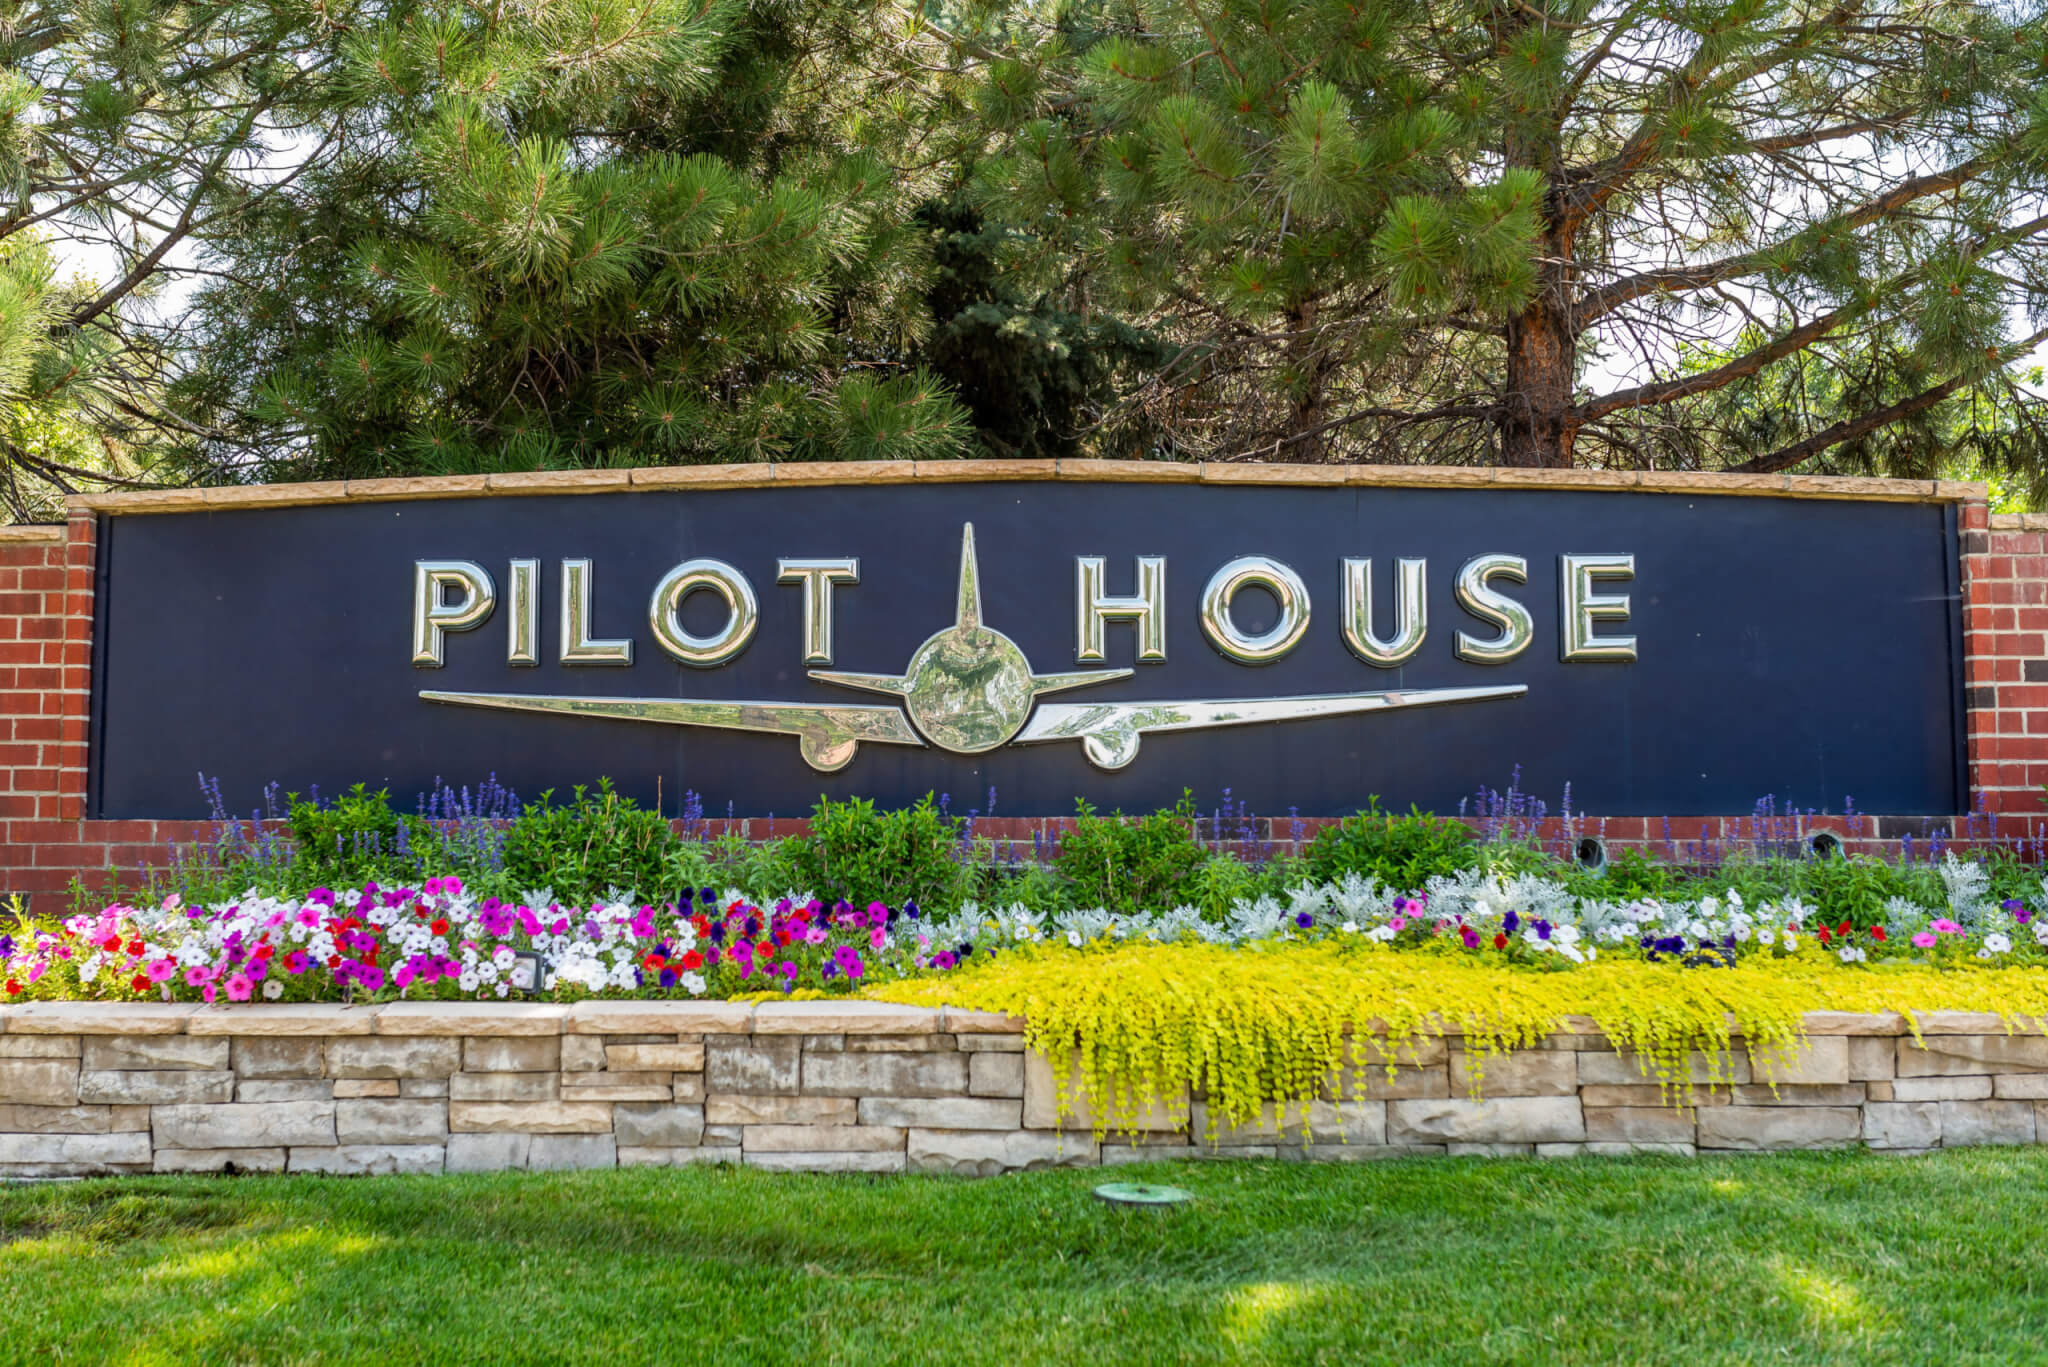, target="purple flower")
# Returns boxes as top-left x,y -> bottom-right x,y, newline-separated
1294,912 -> 1315,929
2006,899 -> 2033,925
1502,911 -> 1520,935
